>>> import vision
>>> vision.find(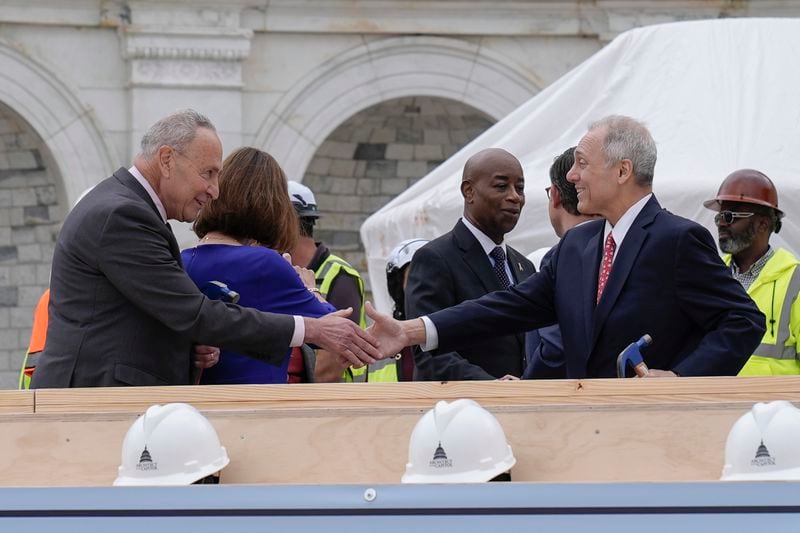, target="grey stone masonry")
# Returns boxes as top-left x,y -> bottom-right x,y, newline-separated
302,96 -> 494,298
0,103 -> 65,388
